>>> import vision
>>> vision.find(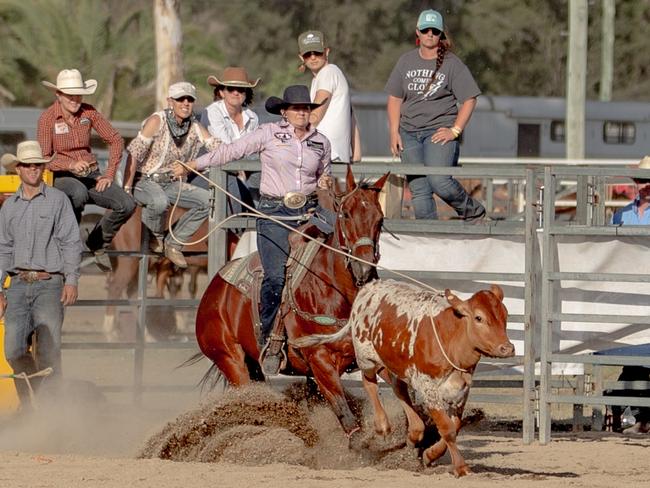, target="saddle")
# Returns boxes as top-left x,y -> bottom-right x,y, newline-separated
218,236 -> 326,348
